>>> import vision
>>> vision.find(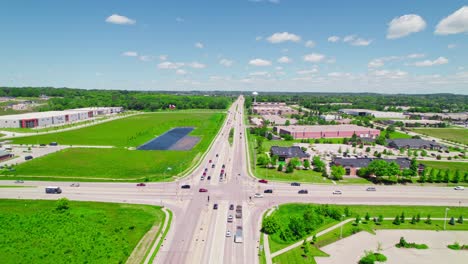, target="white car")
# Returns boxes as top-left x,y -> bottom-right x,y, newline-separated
70,183 -> 80,187
332,190 -> 342,195
454,186 -> 465,190
254,193 -> 264,198
226,230 -> 231,237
